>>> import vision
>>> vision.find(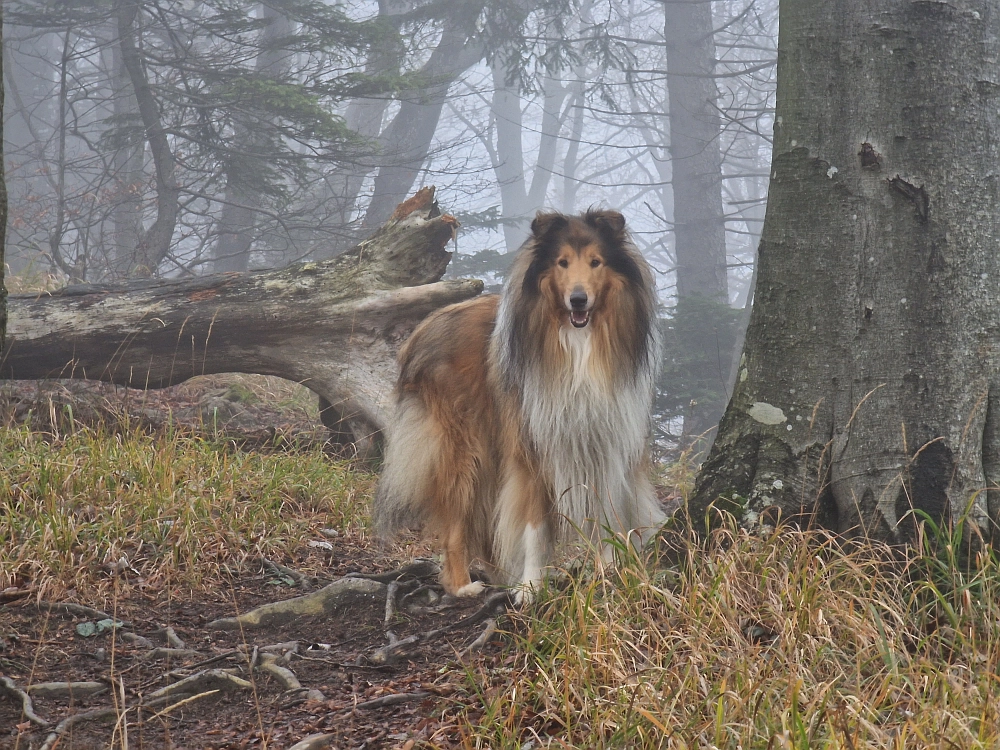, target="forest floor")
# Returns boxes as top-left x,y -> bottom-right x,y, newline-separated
0,376 -> 507,750
3,376 -> 1000,749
